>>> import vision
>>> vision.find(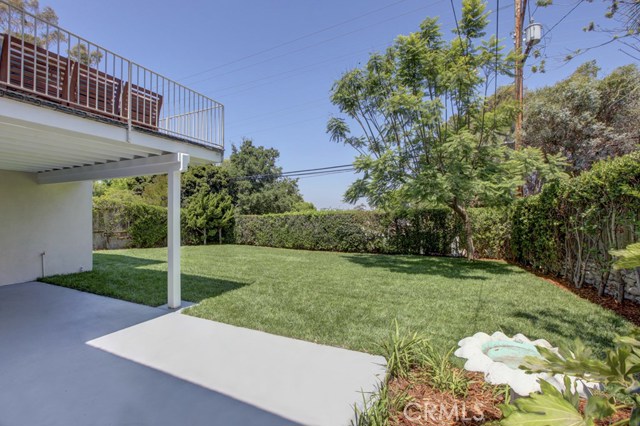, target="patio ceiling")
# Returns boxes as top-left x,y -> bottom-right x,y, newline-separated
0,96 -> 222,174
